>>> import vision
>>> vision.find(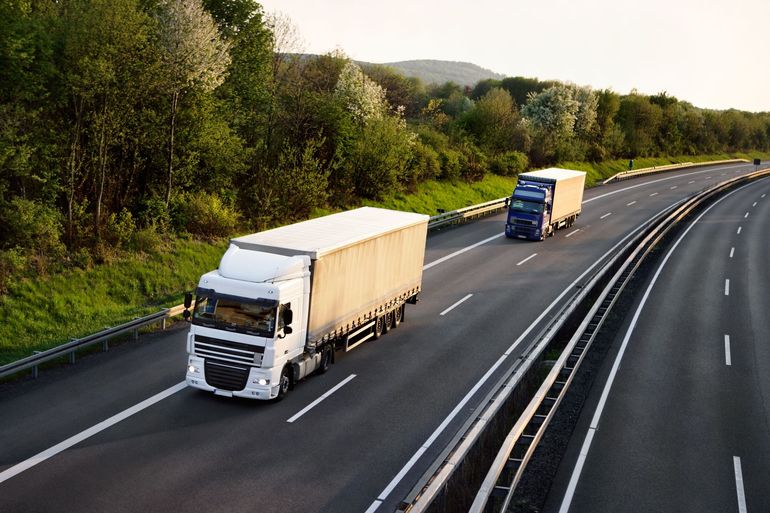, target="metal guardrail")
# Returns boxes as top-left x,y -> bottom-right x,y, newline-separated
0,307 -> 188,380
427,197 -> 509,230
602,159 -> 748,185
